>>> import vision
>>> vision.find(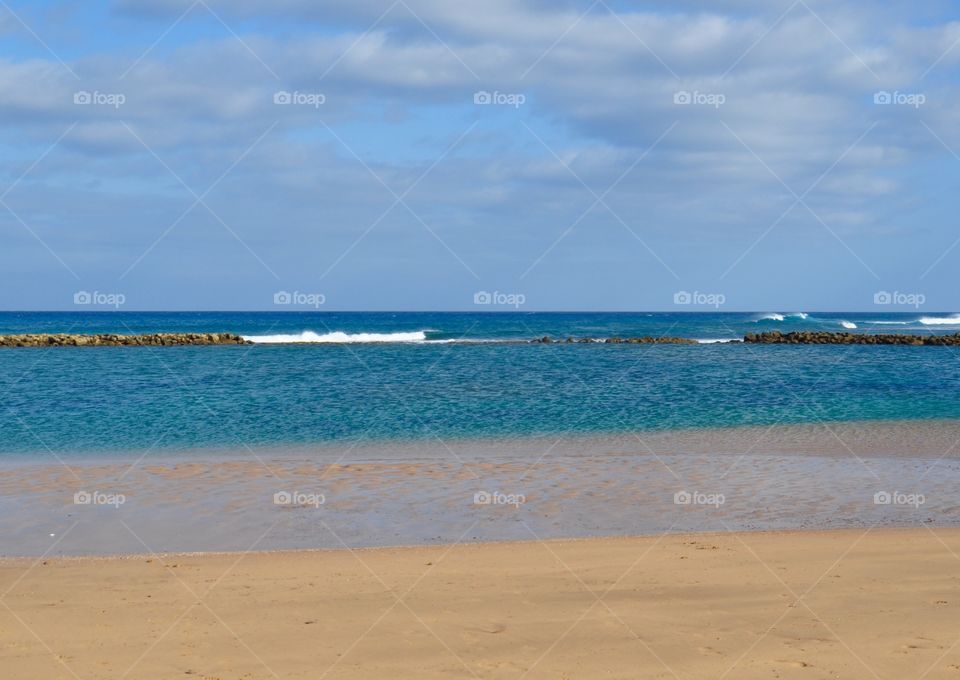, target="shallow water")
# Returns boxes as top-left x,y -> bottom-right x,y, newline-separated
2,422 -> 958,556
